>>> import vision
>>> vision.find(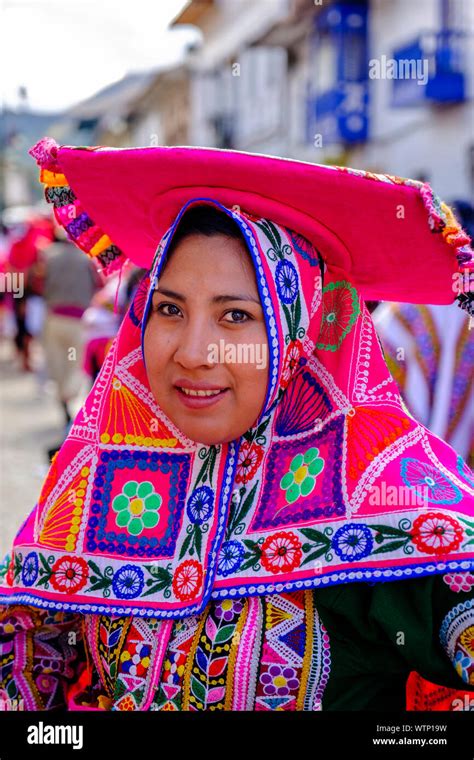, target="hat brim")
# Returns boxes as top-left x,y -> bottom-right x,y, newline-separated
30,139 -> 473,308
